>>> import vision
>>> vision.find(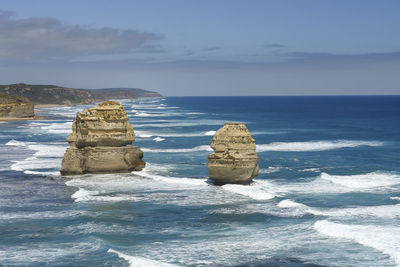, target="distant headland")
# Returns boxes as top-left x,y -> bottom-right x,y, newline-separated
0,83 -> 163,105
0,83 -> 163,121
